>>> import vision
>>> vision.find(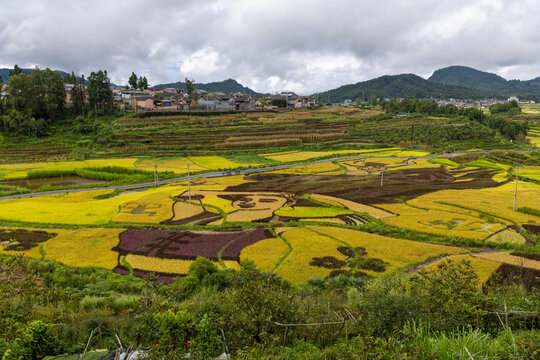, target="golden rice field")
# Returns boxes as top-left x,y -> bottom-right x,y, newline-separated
472,252 -> 540,270
274,228 -> 348,283
310,226 -> 467,274
261,148 -> 402,162
0,227 -> 123,270
240,236 -> 290,271
0,148 -> 538,285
